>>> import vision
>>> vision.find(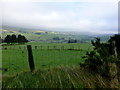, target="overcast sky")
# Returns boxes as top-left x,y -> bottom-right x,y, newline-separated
2,0 -> 119,34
